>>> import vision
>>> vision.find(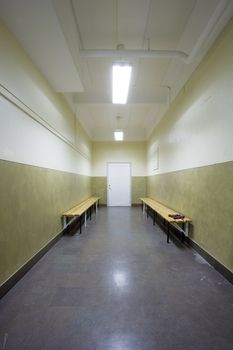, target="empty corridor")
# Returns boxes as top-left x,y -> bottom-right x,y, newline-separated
0,207 -> 233,350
